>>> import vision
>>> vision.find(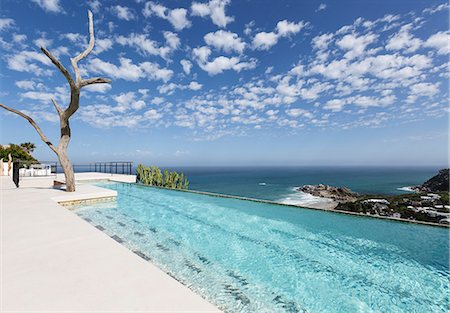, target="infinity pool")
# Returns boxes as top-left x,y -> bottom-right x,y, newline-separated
73,182 -> 449,312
